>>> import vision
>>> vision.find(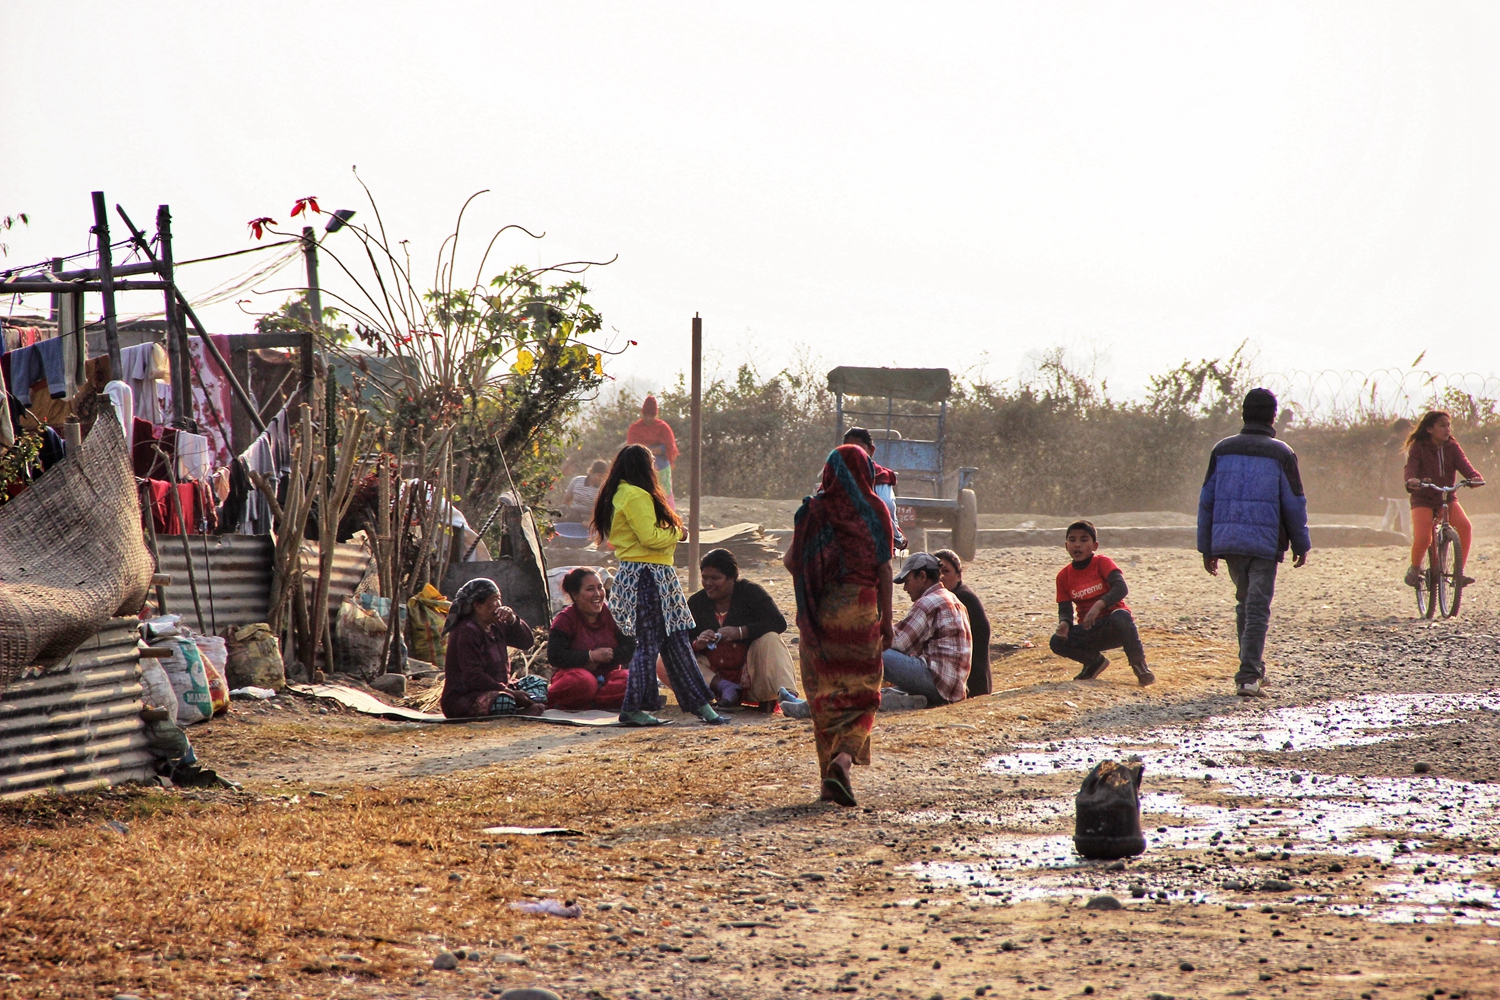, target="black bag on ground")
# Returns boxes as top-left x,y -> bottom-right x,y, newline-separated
1073,758 -> 1146,859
